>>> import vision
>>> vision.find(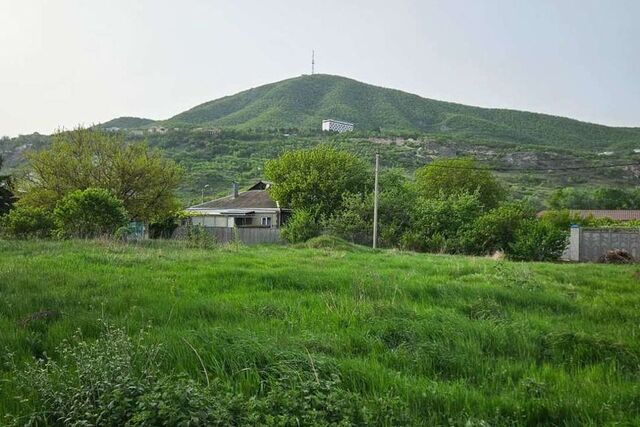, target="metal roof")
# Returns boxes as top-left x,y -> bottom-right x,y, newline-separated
188,189 -> 279,210
539,210 -> 640,221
